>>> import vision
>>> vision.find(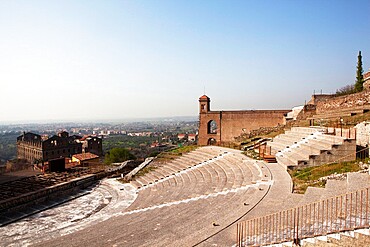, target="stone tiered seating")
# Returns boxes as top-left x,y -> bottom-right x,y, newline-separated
311,105 -> 370,121
128,147 -> 264,211
267,127 -> 356,168
29,144 -> 366,247
33,146 -> 275,247
268,127 -> 324,154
